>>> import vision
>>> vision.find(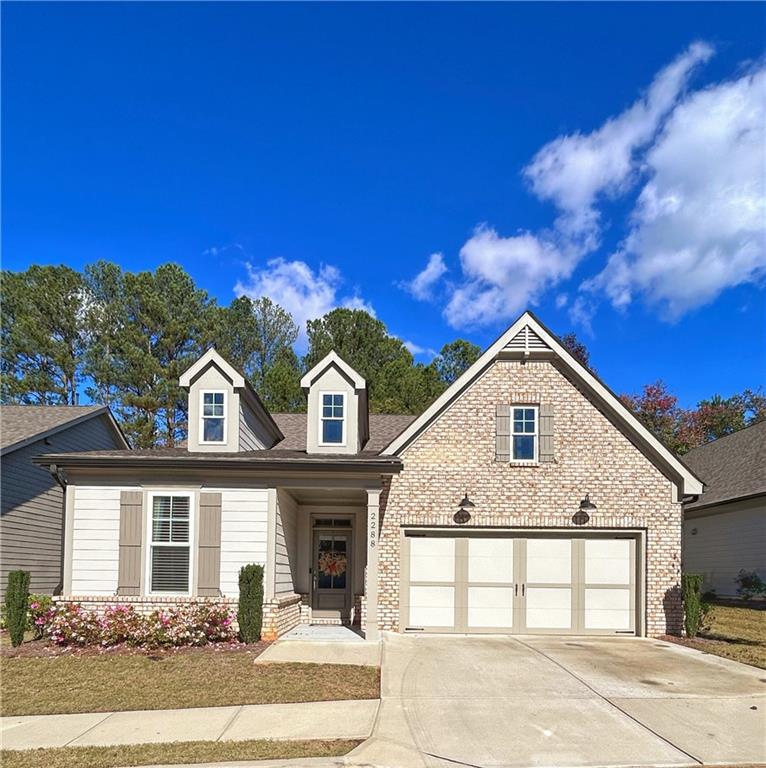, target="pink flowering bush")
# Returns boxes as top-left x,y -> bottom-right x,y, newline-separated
27,594 -> 54,639
40,601 -> 236,649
